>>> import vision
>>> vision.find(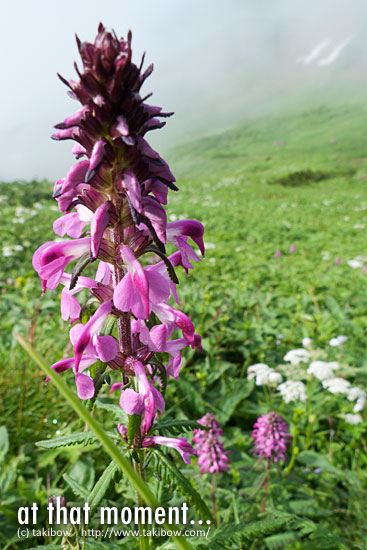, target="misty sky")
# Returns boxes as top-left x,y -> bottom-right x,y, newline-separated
1,0 -> 366,181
